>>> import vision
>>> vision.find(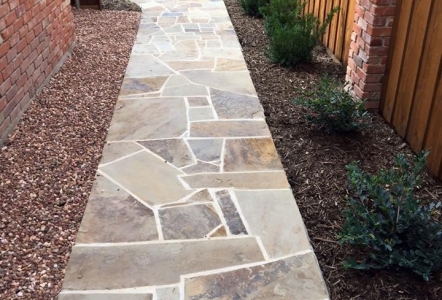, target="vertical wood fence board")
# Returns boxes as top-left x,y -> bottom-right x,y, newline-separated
380,0 -> 413,122
406,0 -> 442,152
391,0 -> 432,137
